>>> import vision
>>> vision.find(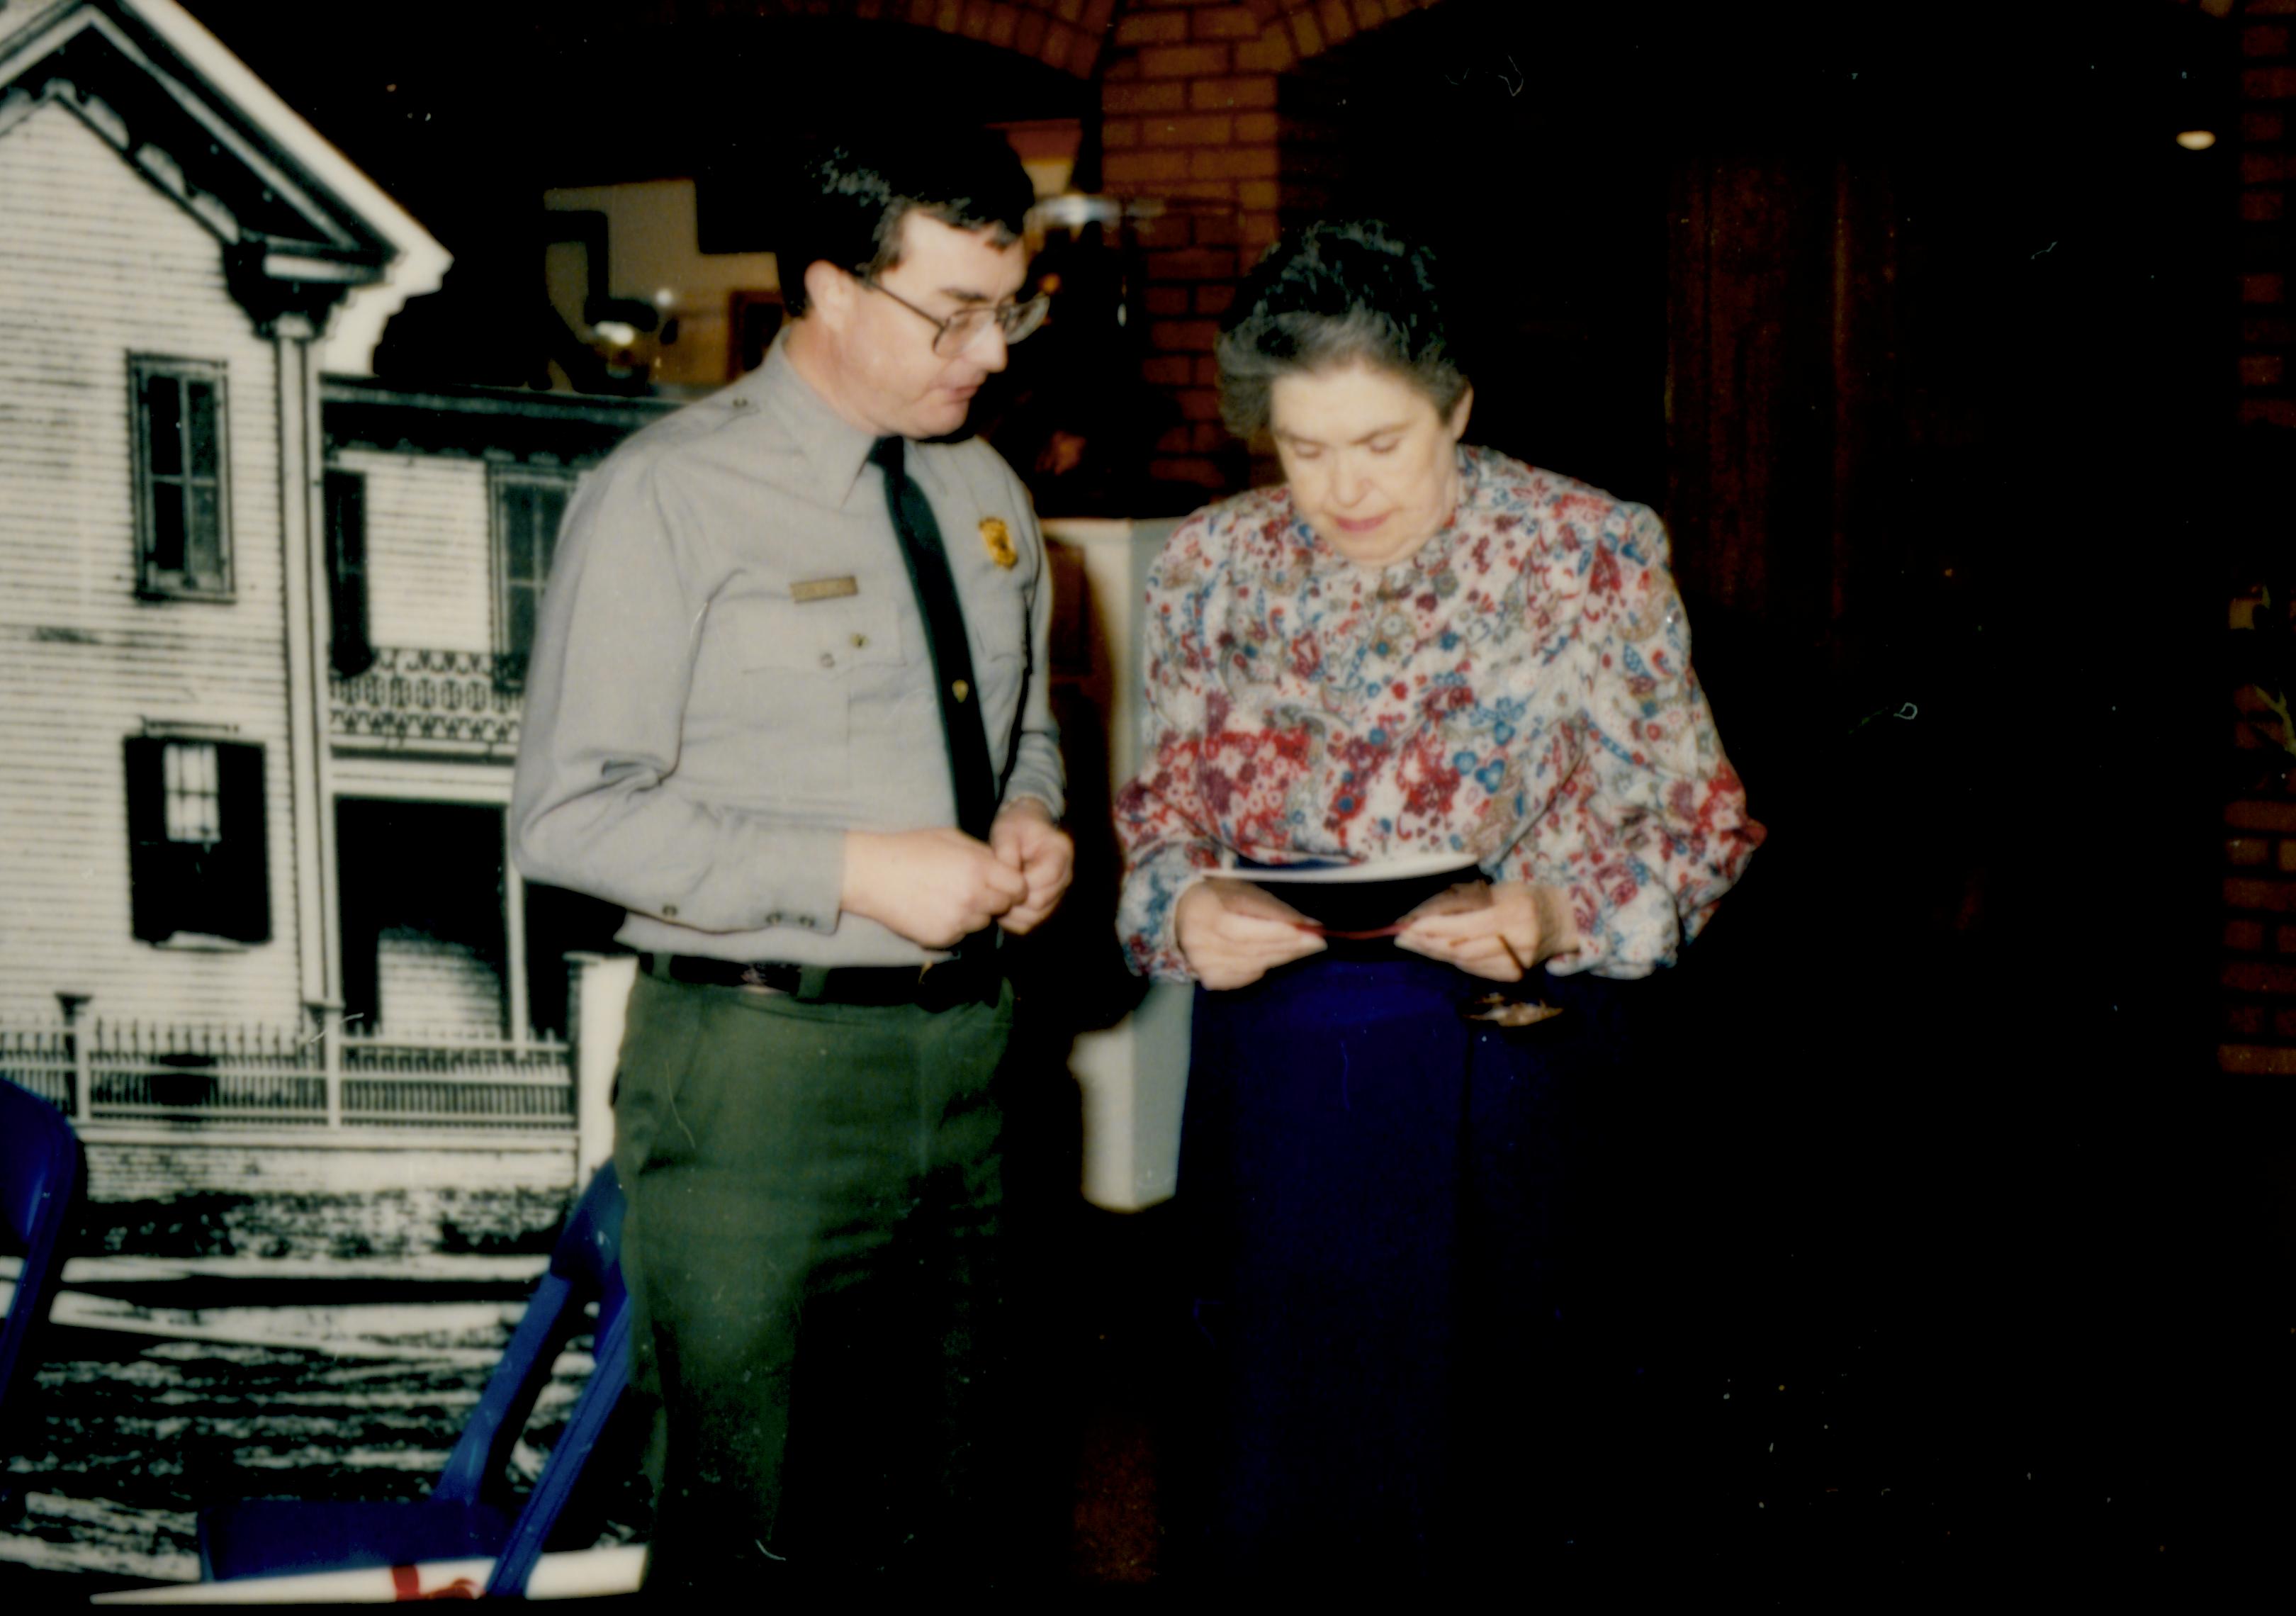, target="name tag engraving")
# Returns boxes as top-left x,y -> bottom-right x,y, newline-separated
790,576 -> 860,603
